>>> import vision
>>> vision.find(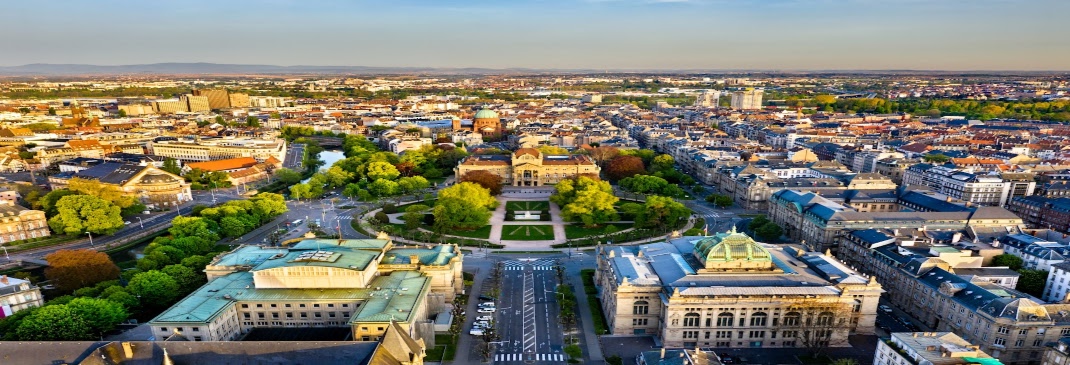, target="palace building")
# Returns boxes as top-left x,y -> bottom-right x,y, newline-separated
454,148 -> 600,186
149,238 -> 462,346
595,229 -> 883,349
